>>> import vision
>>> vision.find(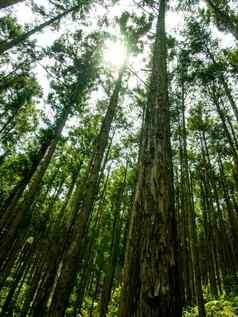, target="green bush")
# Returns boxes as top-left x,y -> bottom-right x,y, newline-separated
183,296 -> 238,317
